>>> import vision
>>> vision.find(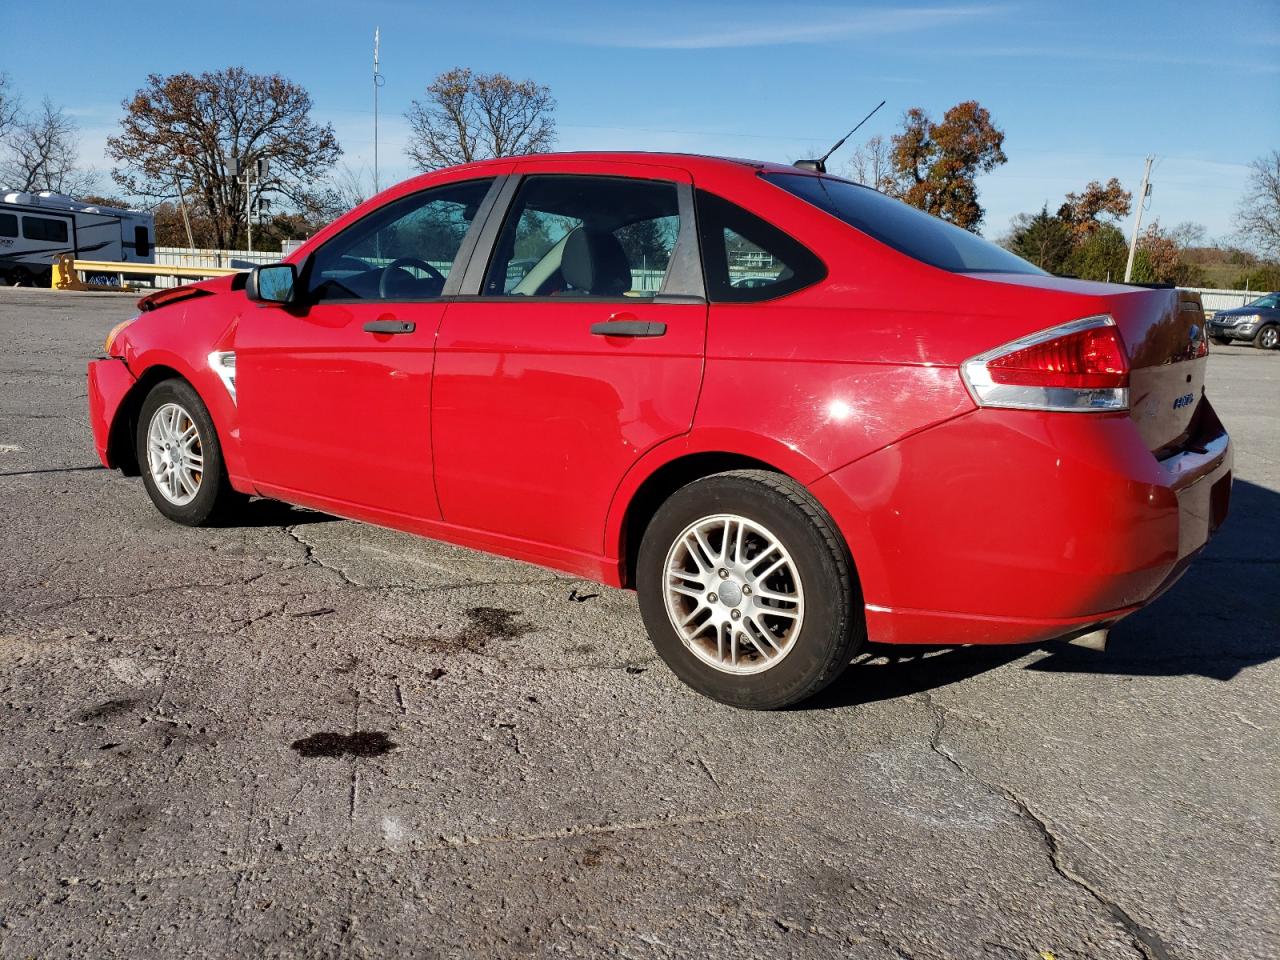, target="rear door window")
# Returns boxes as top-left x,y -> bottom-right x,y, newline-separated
0,213 -> 16,237
694,190 -> 825,302
483,175 -> 681,299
